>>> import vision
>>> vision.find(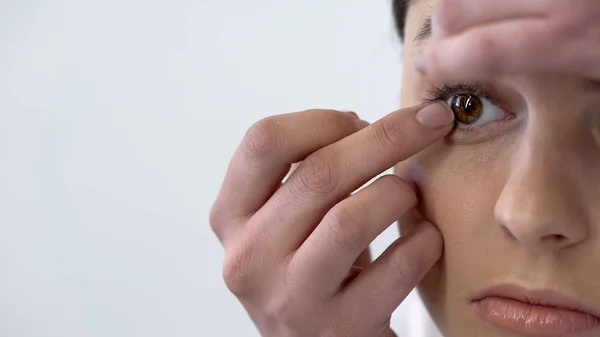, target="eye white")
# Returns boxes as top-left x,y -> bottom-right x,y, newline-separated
446,95 -> 504,126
